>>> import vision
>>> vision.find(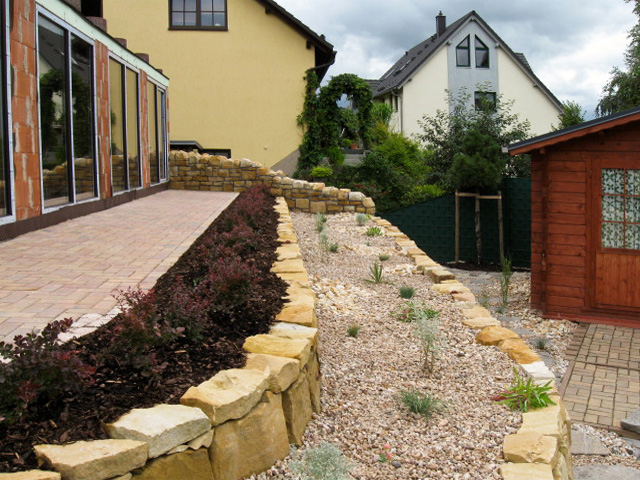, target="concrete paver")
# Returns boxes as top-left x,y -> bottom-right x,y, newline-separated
0,190 -> 237,343
562,323 -> 640,435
